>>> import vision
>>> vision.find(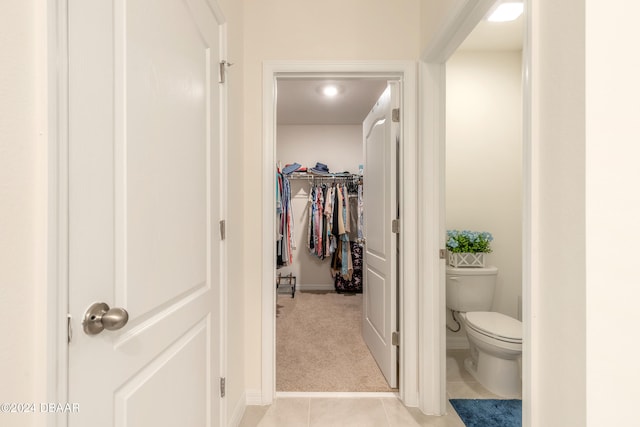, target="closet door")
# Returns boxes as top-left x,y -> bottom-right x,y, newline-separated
362,82 -> 400,388
67,0 -> 225,425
